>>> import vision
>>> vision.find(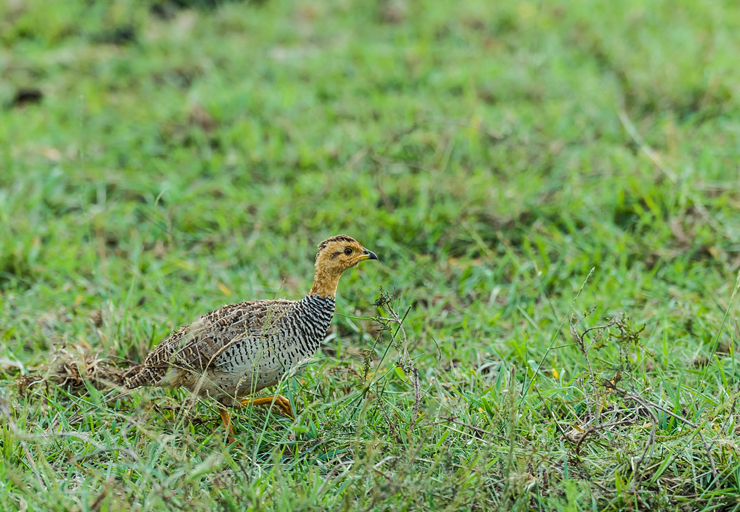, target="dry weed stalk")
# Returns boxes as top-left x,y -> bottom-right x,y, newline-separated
372,289 -> 422,430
